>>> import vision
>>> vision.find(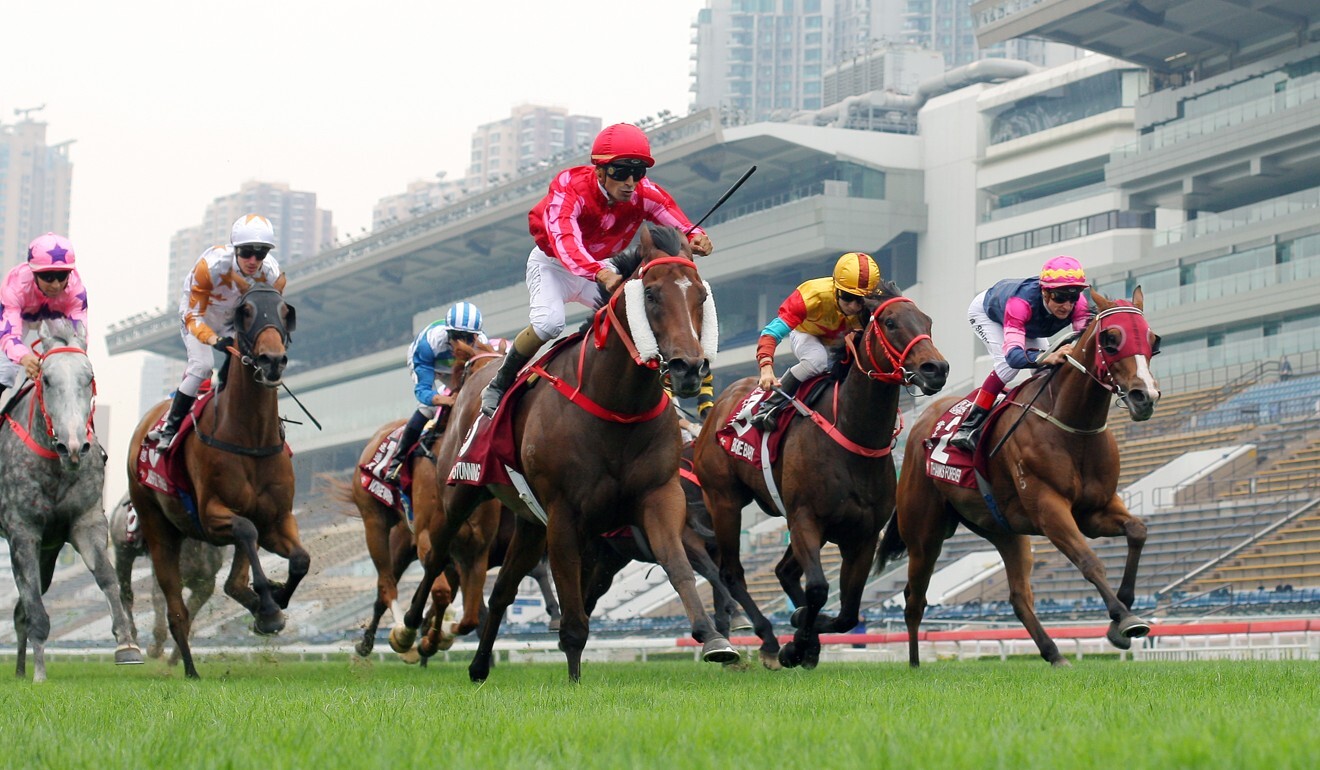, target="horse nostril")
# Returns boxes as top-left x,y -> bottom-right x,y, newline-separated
920,362 -> 947,380
55,442 -> 69,457
1129,390 -> 1147,405
699,360 -> 711,378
